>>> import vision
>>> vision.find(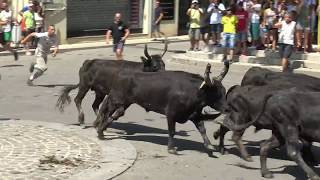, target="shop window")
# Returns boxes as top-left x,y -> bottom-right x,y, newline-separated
160,0 -> 174,20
